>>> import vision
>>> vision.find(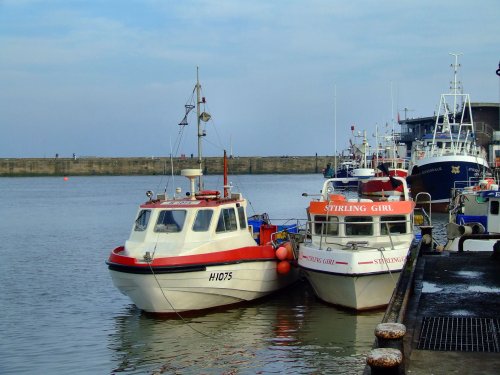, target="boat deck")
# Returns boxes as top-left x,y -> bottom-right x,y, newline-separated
402,250 -> 500,374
